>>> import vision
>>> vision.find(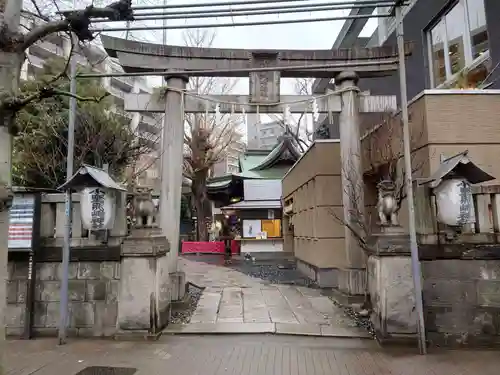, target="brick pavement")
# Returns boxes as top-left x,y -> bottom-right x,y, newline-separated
5,335 -> 500,375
